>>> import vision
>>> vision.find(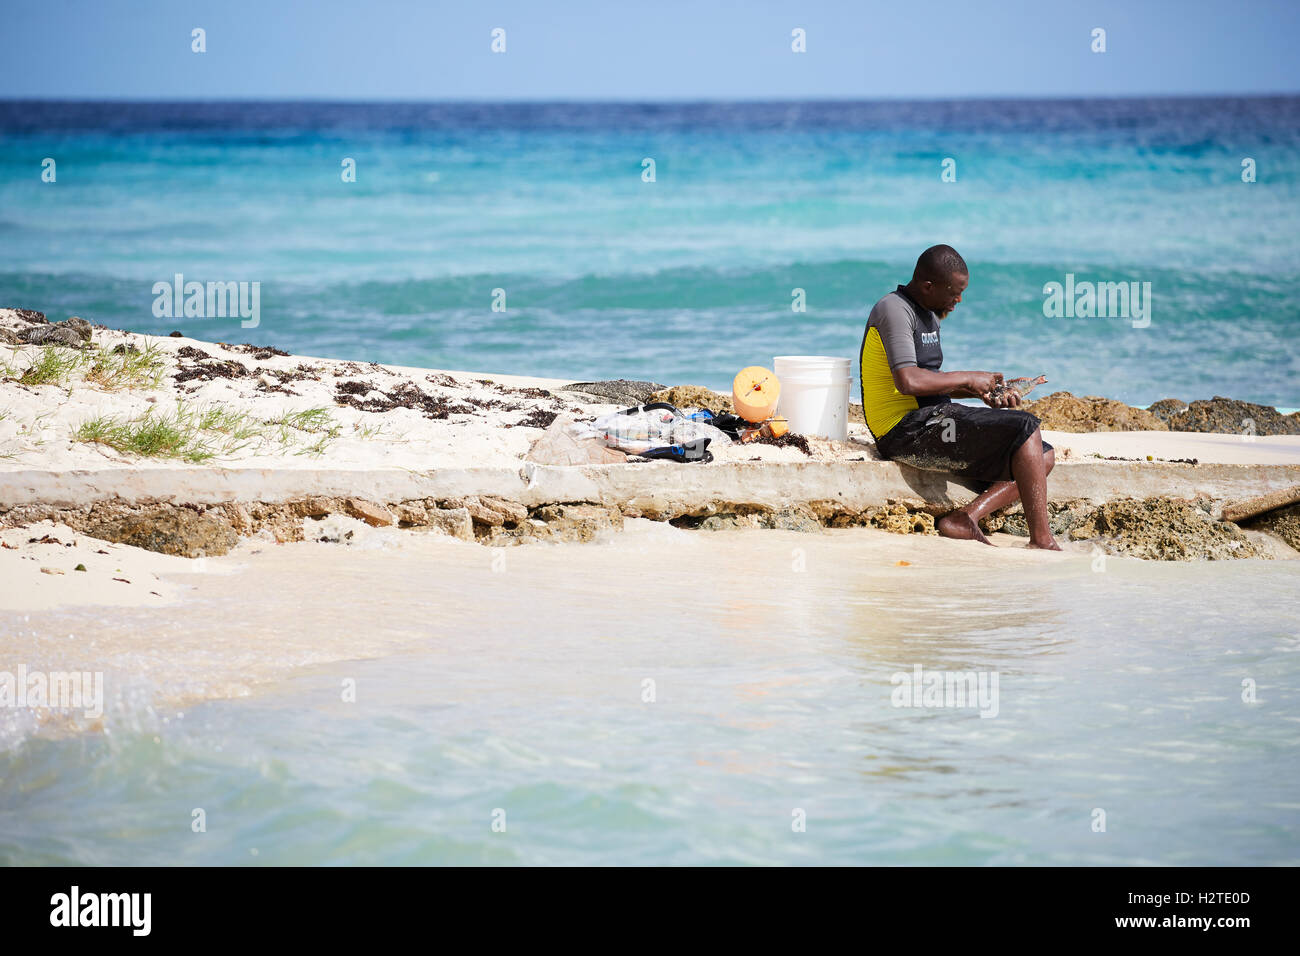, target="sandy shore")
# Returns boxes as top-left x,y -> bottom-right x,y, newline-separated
5,316 -> 1296,476
1035,430 -> 1300,464
2,310 -> 1300,619
0,520 -> 206,610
